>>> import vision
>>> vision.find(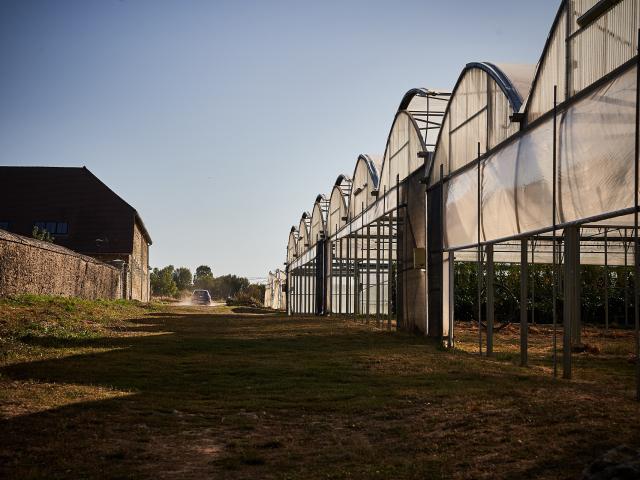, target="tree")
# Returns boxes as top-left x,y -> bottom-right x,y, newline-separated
243,283 -> 266,304
32,225 -> 54,243
193,265 -> 214,289
209,274 -> 249,299
173,267 -> 193,291
150,265 -> 177,297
